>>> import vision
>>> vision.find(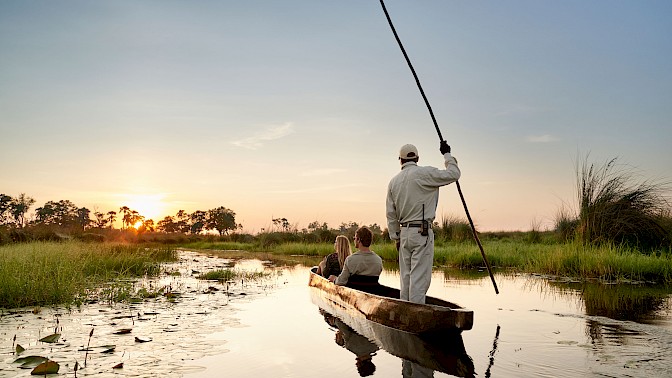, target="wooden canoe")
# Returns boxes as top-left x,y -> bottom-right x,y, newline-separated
308,267 -> 473,333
